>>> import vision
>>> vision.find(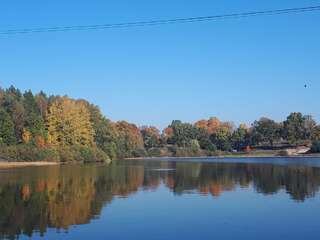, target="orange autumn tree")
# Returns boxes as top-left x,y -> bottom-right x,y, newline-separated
207,117 -> 221,133
163,127 -> 174,142
195,117 -> 235,151
34,135 -> 46,148
195,117 -> 221,134
140,126 -> 161,149
114,121 -> 144,157
195,117 -> 234,134
22,128 -> 32,144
